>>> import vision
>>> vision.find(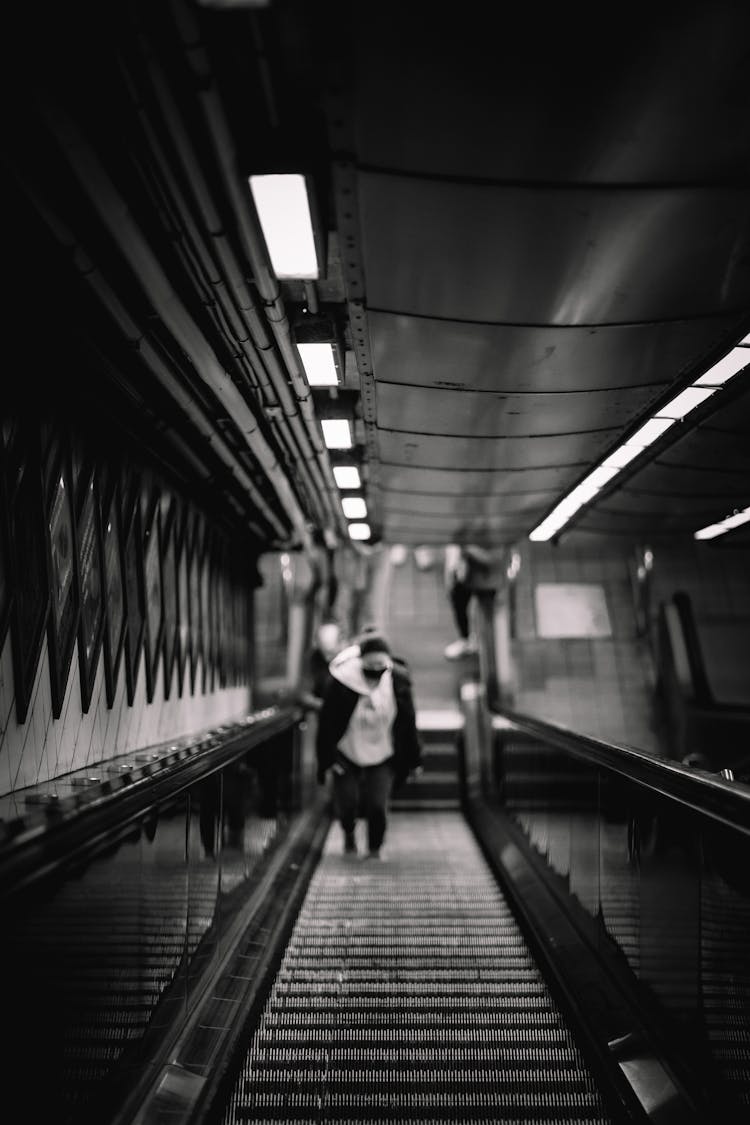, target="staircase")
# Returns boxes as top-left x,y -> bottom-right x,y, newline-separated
392,713 -> 463,810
